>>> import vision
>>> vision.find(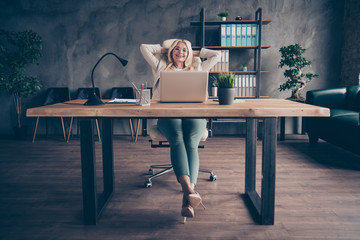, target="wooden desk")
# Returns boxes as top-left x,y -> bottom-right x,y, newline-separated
27,99 -> 329,225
